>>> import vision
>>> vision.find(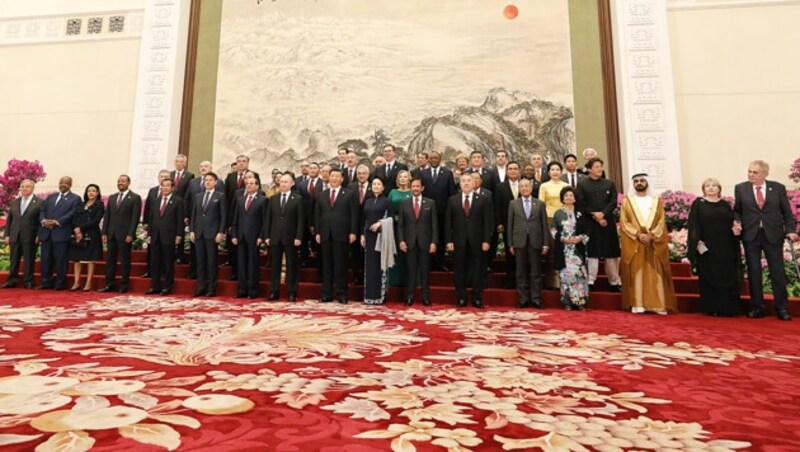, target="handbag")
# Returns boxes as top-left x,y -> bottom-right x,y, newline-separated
71,234 -> 89,248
